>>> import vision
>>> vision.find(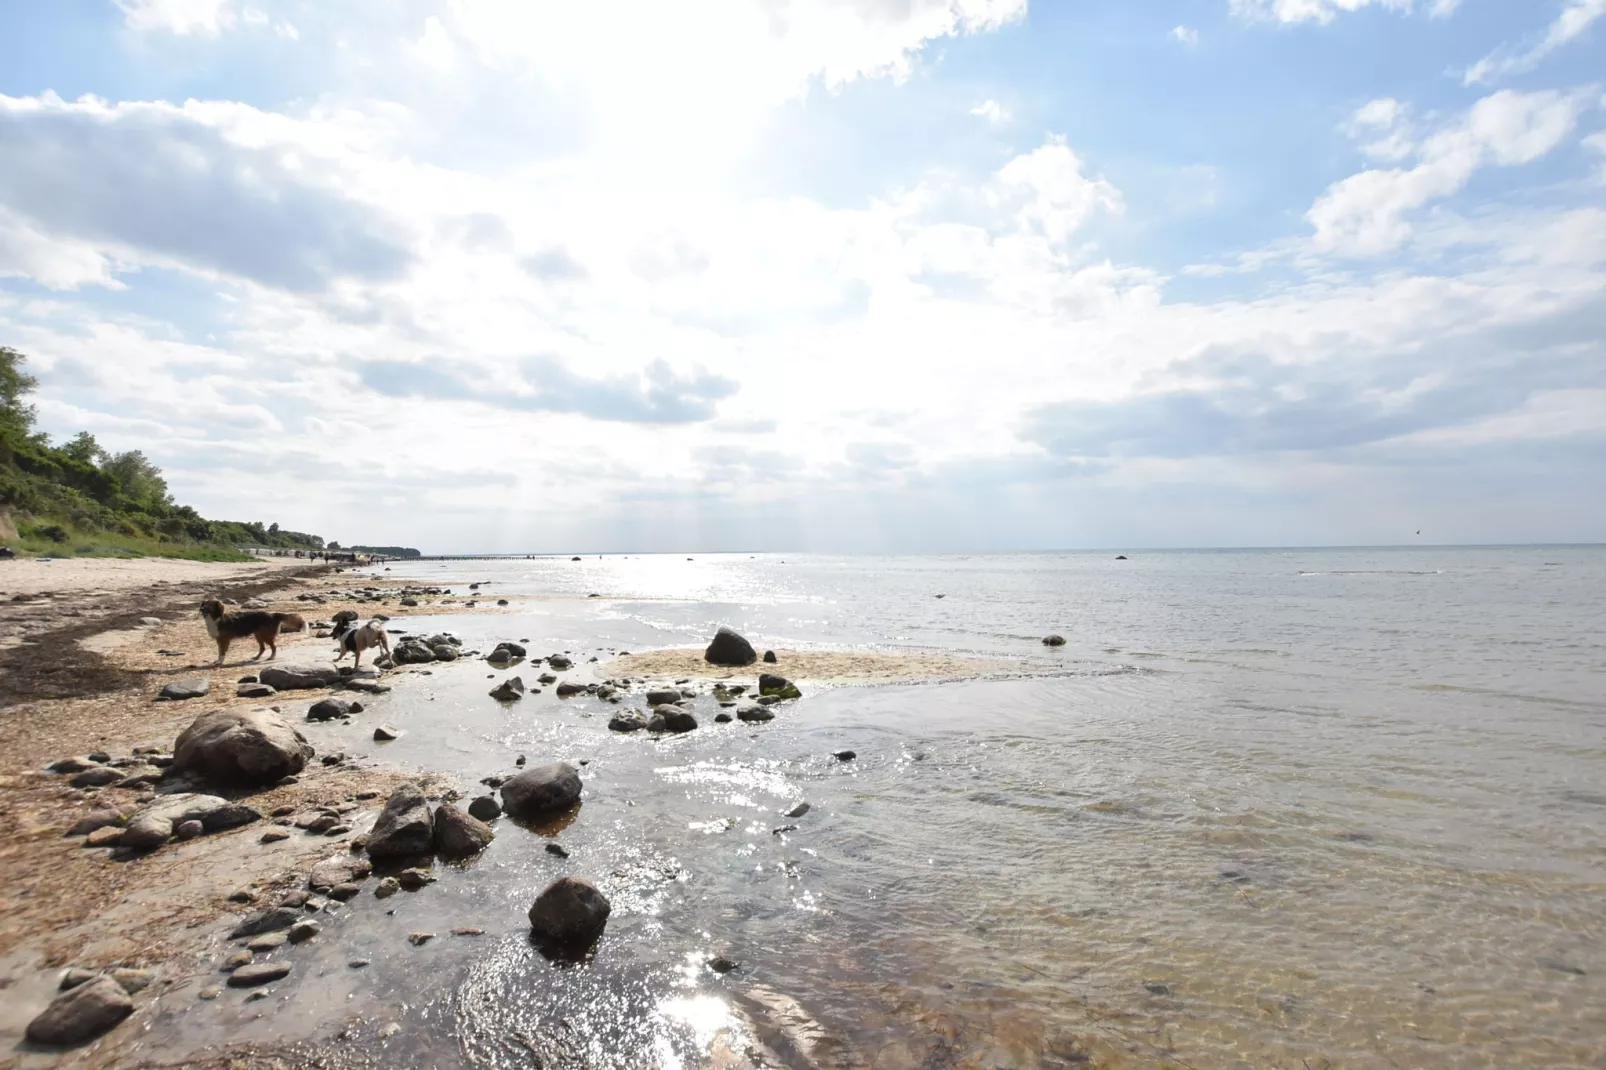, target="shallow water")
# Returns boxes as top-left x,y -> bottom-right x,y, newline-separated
135,548 -> 1606,1068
